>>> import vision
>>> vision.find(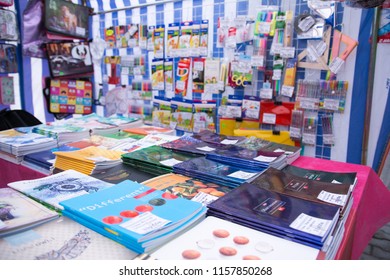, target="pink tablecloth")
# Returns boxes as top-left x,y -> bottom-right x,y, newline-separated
0,158 -> 46,188
293,156 -> 390,260
2,156 -> 389,259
